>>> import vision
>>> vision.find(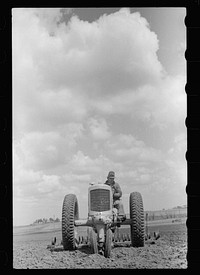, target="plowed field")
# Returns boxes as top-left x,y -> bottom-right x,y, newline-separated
13,221 -> 187,269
